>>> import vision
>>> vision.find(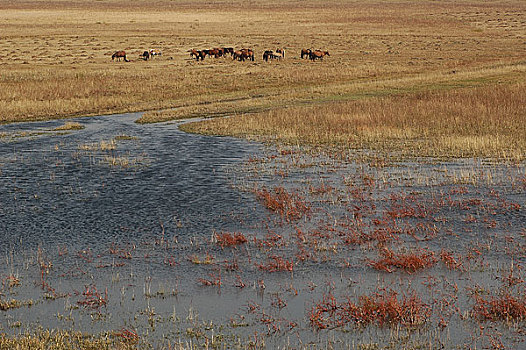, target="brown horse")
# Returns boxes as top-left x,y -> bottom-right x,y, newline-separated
310,50 -> 330,61
233,50 -> 253,62
222,47 -> 234,56
189,49 -> 205,61
276,48 -> 285,58
233,50 -> 245,61
205,48 -> 223,58
301,48 -> 312,59
112,51 -> 129,62
241,48 -> 254,61
214,48 -> 225,57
